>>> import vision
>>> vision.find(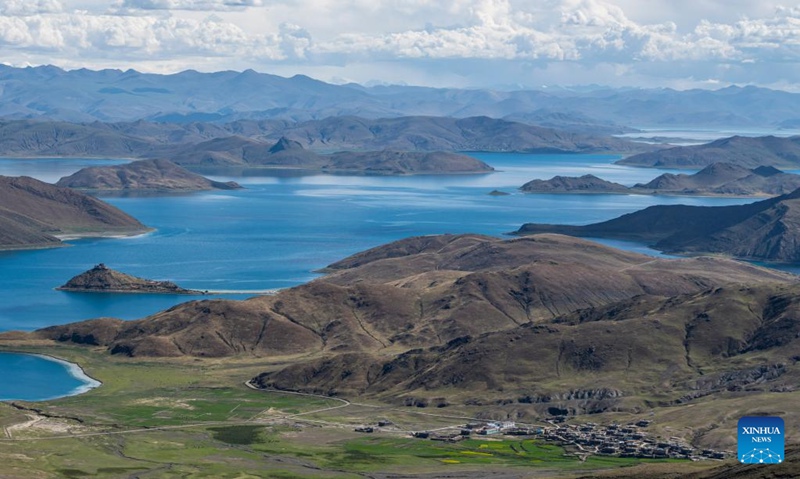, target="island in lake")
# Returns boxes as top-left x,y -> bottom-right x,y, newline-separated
520,162 -> 800,197
0,175 -> 150,251
56,159 -> 242,191
57,263 -> 204,295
